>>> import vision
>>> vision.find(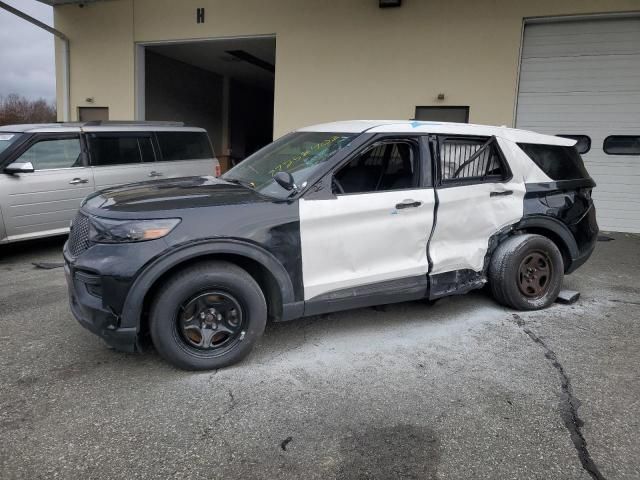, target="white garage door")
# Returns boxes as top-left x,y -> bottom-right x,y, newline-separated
516,16 -> 640,233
